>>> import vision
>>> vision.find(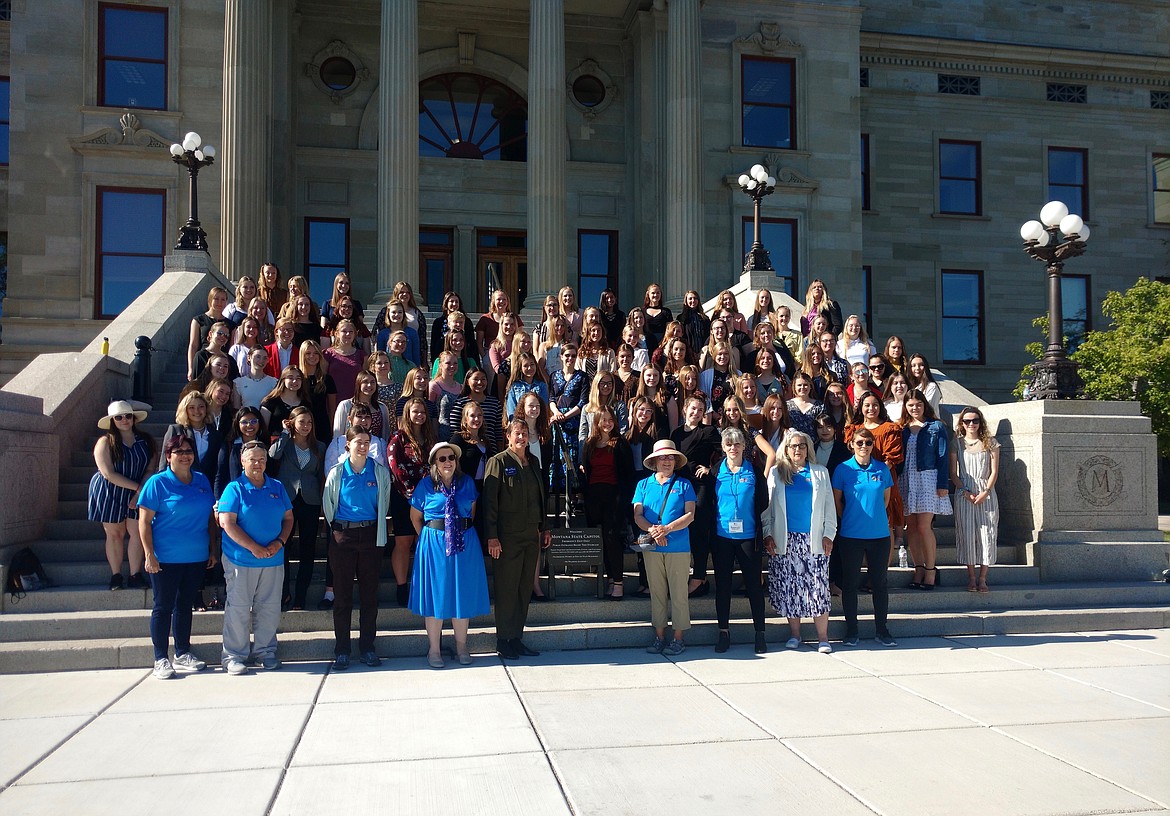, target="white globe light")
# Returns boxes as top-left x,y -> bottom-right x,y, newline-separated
1040,200 -> 1069,227
182,132 -> 201,151
766,176 -> 776,187
169,143 -> 184,157
1020,220 -> 1045,241
746,179 -> 757,190
1034,231 -> 1050,247
738,173 -> 750,187
203,145 -> 216,158
1059,214 -> 1084,236
750,164 -> 766,180
193,150 -> 204,161
1076,224 -> 1089,242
